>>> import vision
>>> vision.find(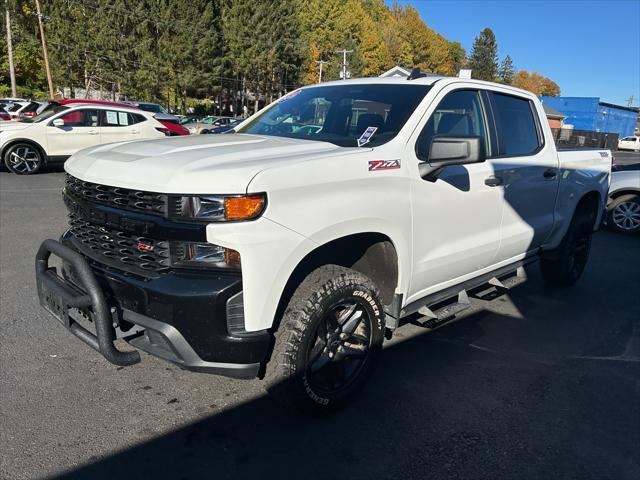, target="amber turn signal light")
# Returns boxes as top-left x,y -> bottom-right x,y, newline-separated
224,194 -> 266,221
